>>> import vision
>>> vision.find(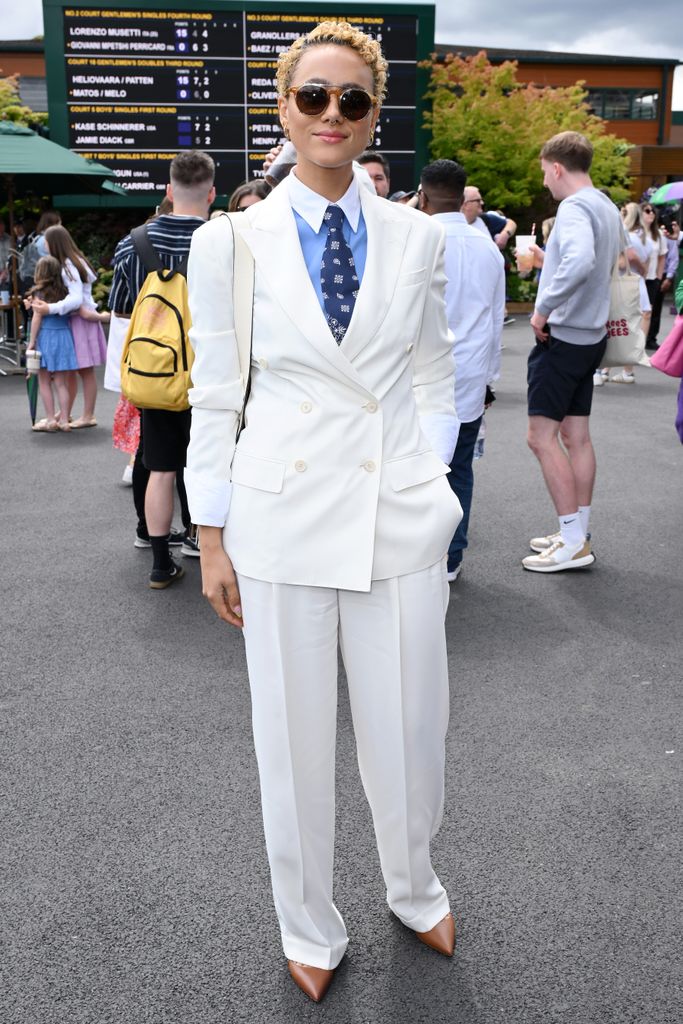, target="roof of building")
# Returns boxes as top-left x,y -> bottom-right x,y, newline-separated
434,44 -> 681,68
0,39 -> 44,52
